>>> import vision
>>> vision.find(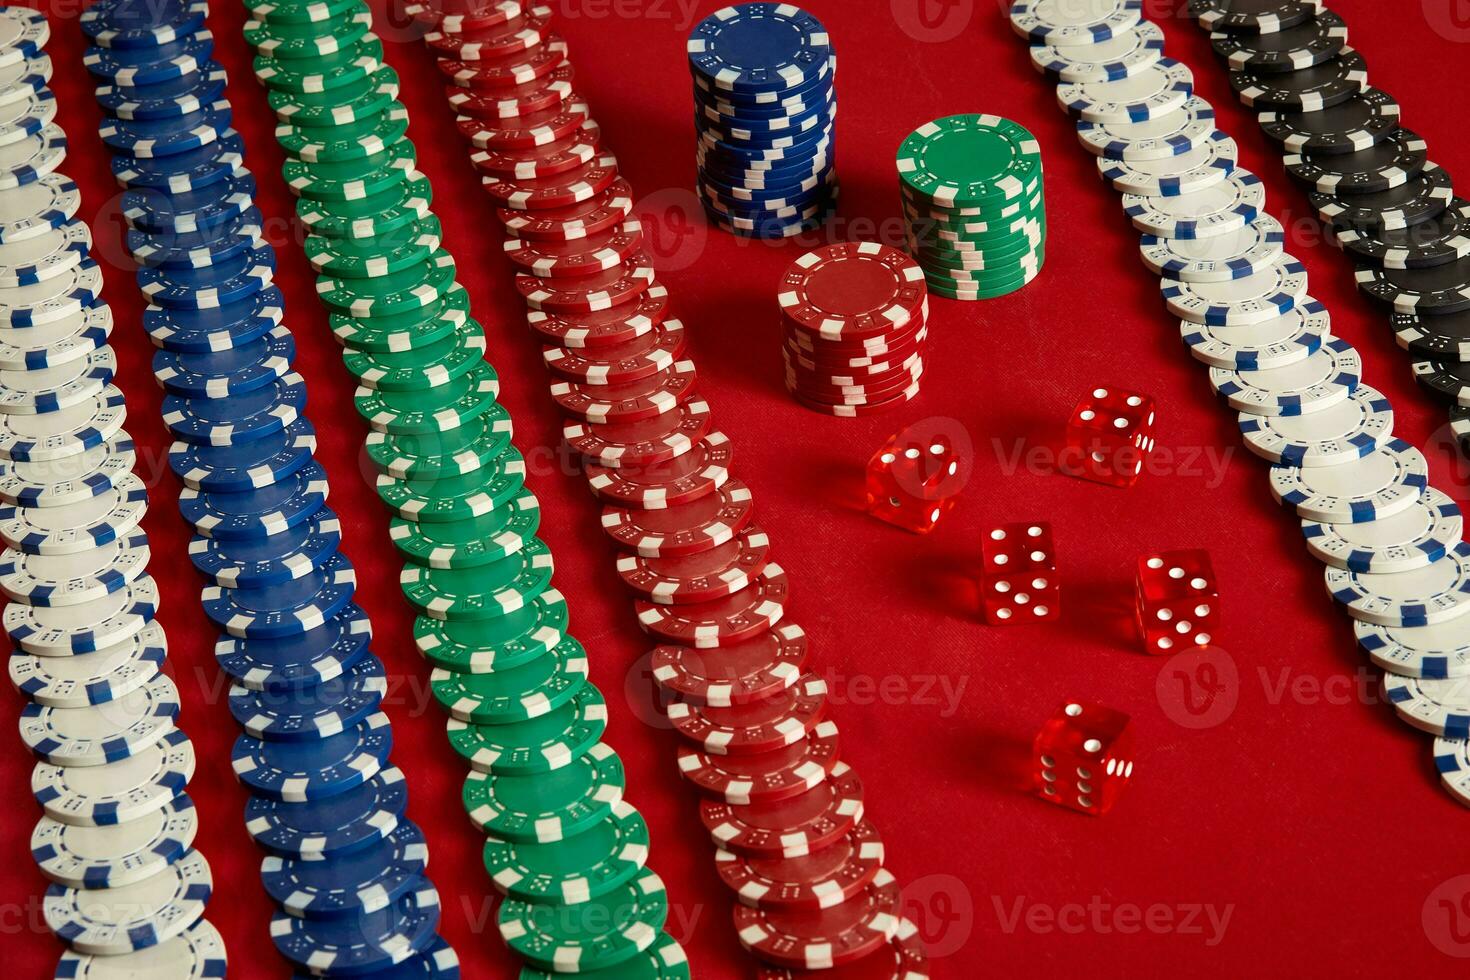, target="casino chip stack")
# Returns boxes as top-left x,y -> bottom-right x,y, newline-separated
240,0 -> 688,975
0,7 -> 227,975
81,0 -> 461,973
779,243 -> 930,416
409,3 -> 929,973
1011,1 -> 1470,810
687,4 -> 839,239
